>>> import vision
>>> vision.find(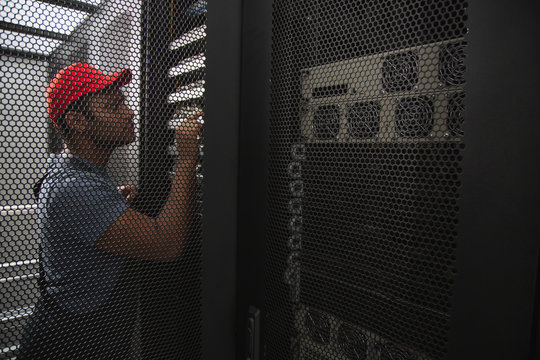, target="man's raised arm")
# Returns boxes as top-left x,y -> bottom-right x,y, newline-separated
95,113 -> 202,261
